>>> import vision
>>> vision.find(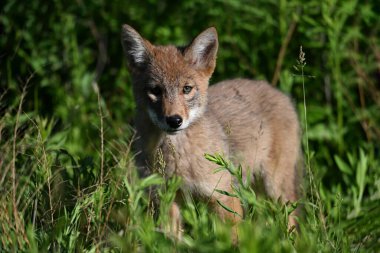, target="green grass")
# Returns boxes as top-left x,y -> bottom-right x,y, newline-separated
1,62 -> 379,252
1,0 -> 380,252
